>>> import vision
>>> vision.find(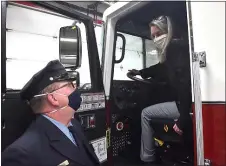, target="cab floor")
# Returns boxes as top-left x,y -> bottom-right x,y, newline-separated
114,161 -> 191,166
113,157 -> 193,166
